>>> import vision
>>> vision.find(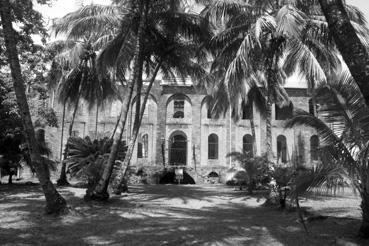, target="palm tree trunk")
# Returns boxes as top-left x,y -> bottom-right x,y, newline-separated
88,0 -> 146,200
112,62 -> 161,195
0,0 -> 67,214
110,105 -> 123,140
87,80 -> 135,200
319,0 -> 369,107
109,73 -> 128,141
57,80 -> 83,186
307,76 -> 317,116
110,0 -> 147,195
266,97 -> 273,161
68,87 -> 82,136
59,102 -> 66,166
113,68 -> 143,194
